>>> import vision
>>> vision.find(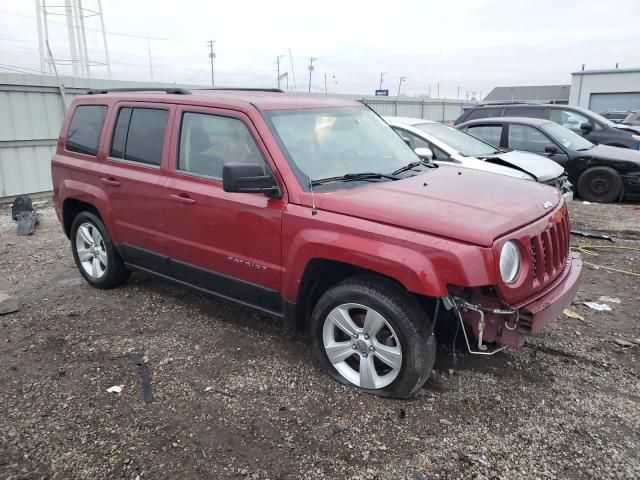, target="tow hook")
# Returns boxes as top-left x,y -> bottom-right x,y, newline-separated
446,297 -> 518,355
463,303 -> 488,351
